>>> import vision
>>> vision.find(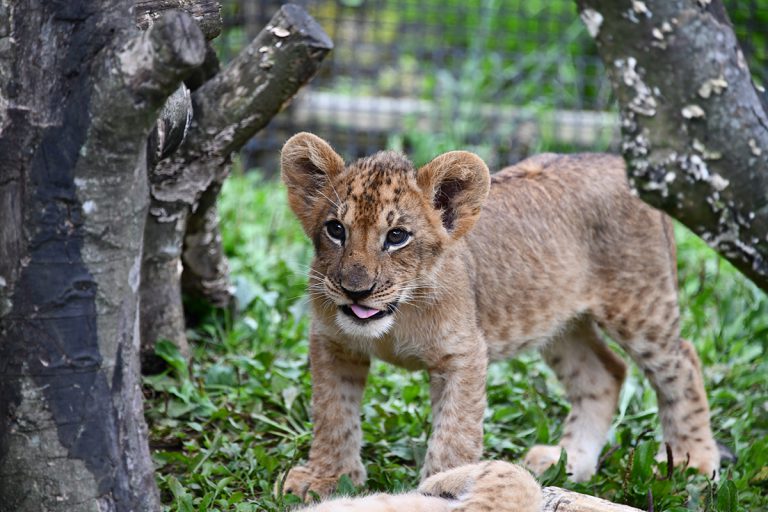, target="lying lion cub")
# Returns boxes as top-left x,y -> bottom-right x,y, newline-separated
280,132 -> 719,499
297,461 -> 541,512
